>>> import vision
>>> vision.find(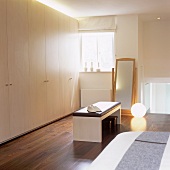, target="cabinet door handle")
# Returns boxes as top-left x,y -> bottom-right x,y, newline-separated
10,84 -> 12,86
5,84 -> 8,86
